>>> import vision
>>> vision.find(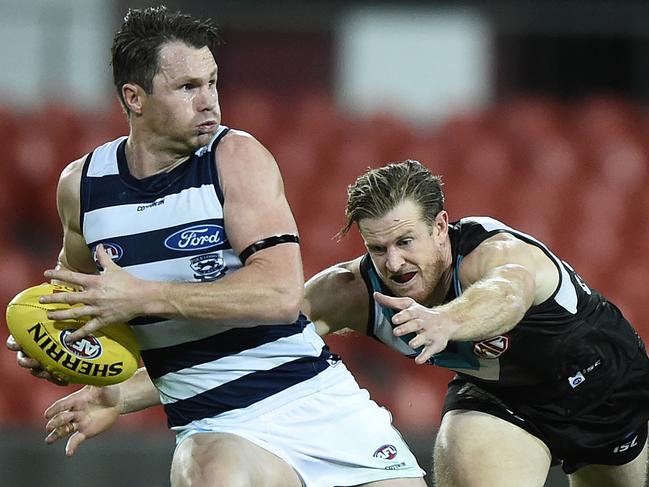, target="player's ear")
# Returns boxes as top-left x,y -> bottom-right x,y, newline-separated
433,210 -> 448,238
122,83 -> 145,115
